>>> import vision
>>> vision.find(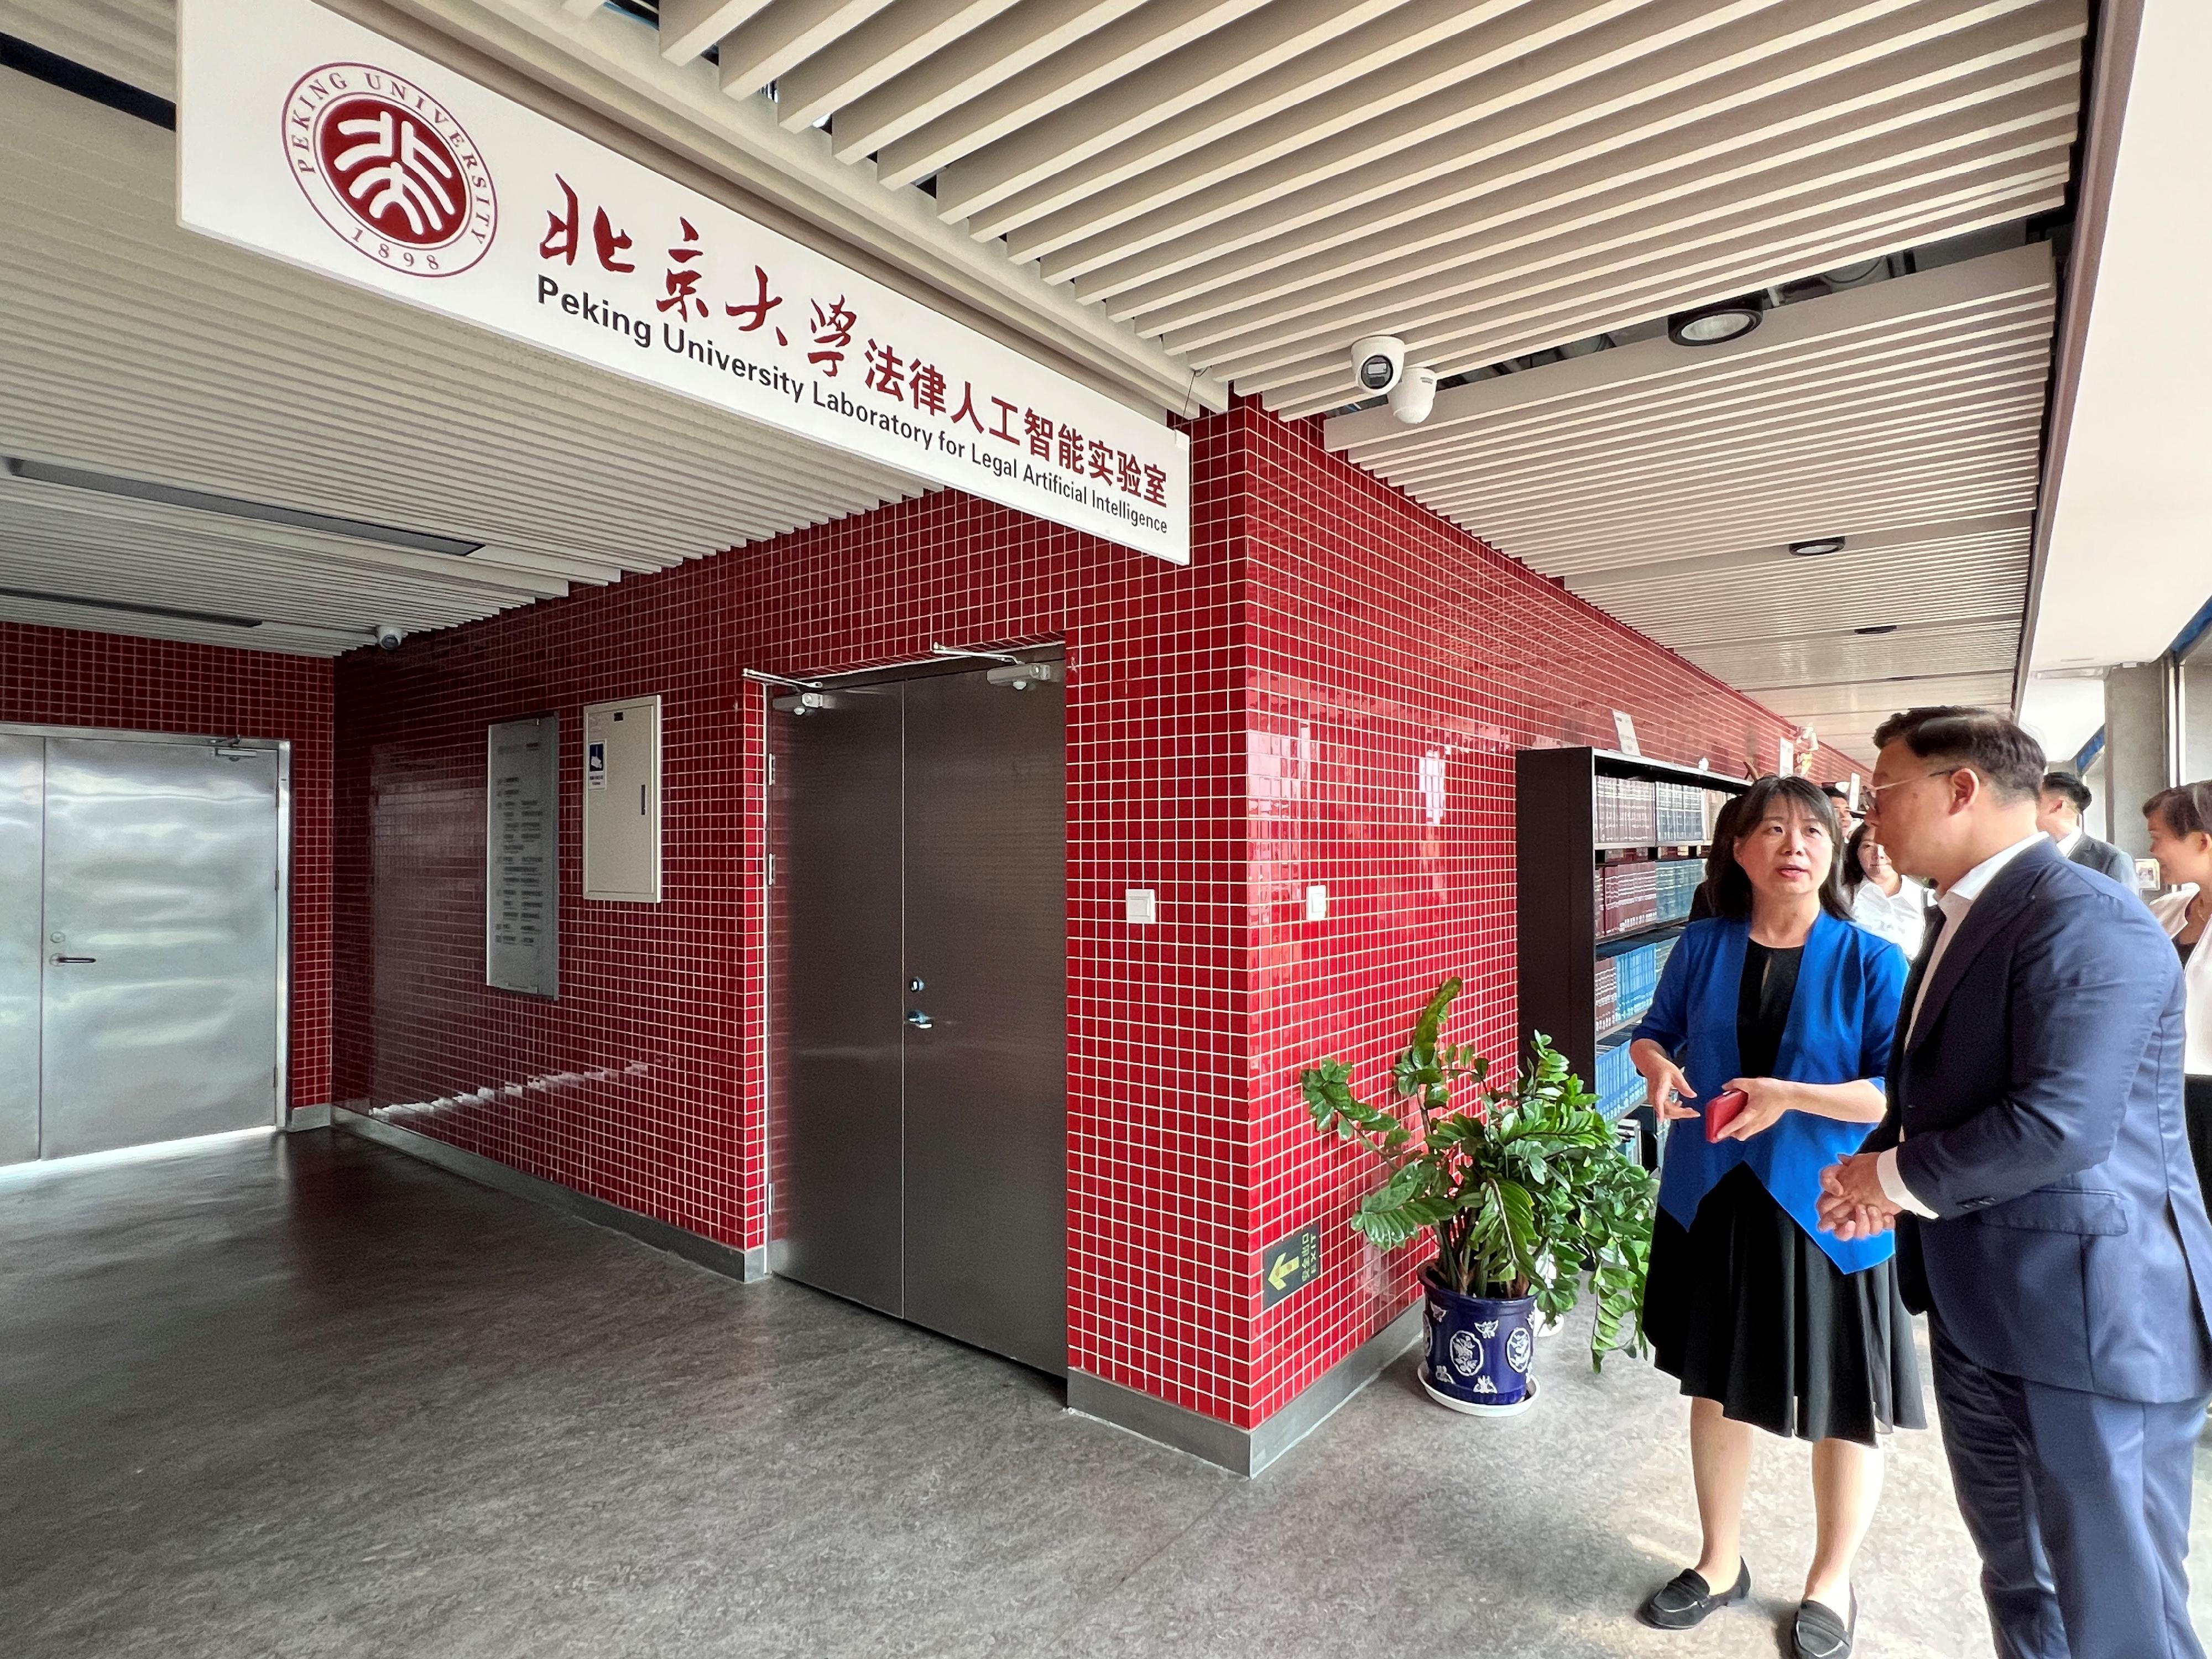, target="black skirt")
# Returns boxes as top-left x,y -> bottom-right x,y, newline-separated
1641,1165 -> 1926,1446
